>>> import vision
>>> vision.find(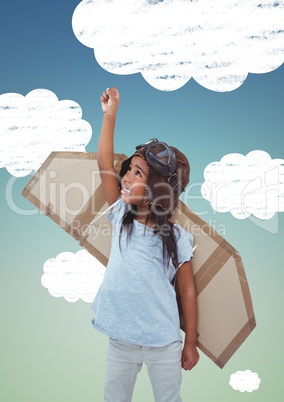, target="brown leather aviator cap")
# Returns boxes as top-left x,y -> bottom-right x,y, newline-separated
119,141 -> 190,217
